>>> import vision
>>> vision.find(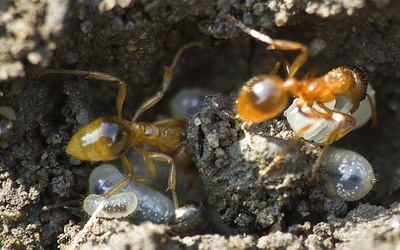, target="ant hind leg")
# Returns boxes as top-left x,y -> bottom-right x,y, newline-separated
135,148 -> 179,209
